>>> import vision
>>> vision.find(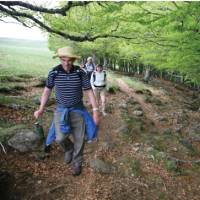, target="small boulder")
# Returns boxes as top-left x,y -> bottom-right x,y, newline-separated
8,129 -> 42,152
